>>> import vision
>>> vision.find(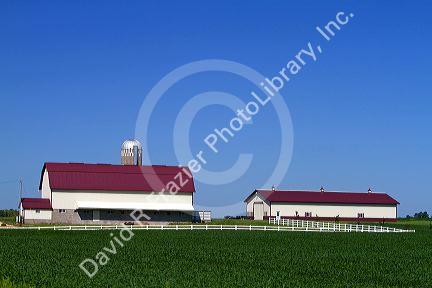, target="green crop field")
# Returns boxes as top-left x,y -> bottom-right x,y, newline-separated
0,220 -> 431,287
